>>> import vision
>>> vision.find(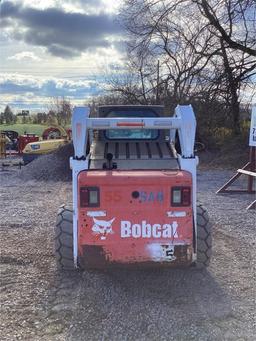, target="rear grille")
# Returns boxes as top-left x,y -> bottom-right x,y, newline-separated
98,141 -> 173,160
